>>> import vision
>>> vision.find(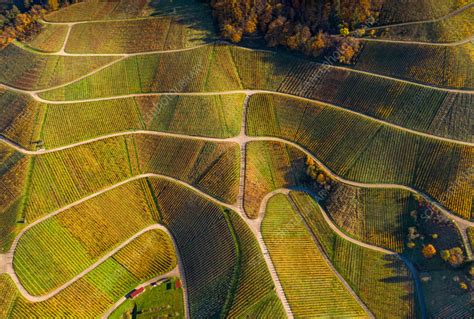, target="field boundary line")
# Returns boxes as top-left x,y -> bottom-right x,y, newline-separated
368,3 -> 474,30
101,267 -> 185,319
259,188 -> 426,318
3,42 -> 474,93
41,1 -> 472,32
1,90 -> 471,146
4,173 -> 237,308
8,225 -> 179,302
260,188 -> 376,318
0,130 -> 472,229
352,35 -> 474,46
